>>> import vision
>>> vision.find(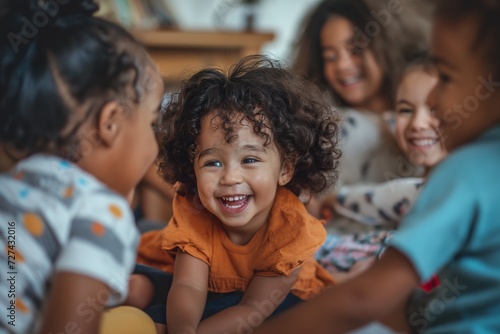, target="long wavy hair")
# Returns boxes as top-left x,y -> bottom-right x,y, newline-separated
292,0 -> 431,109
